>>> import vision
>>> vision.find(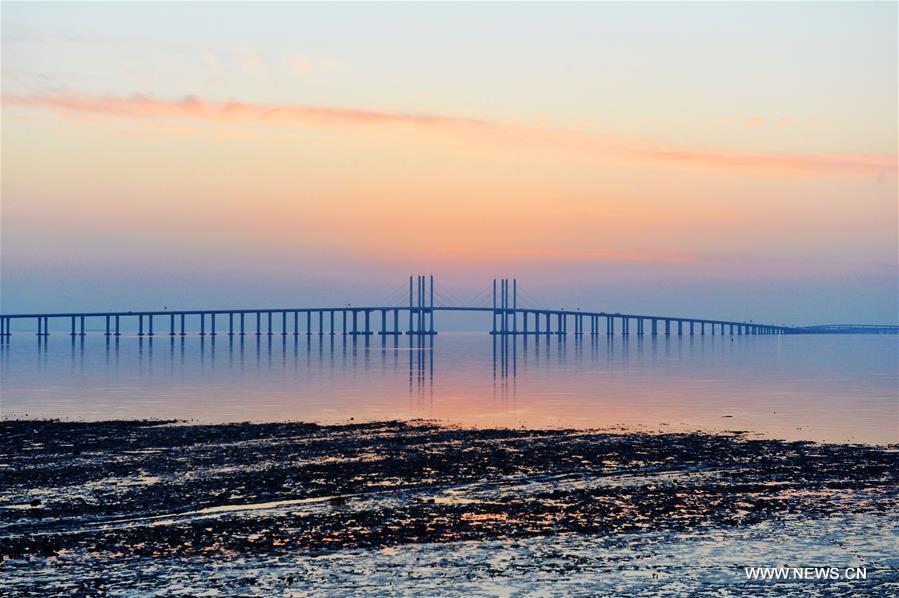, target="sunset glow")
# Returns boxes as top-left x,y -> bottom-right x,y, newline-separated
2,2 -> 896,324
